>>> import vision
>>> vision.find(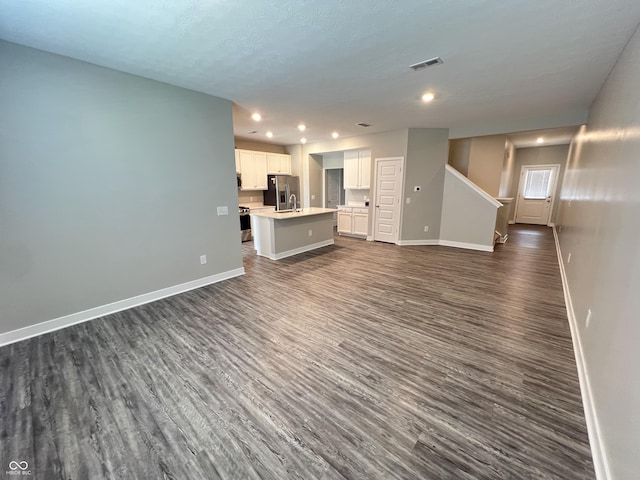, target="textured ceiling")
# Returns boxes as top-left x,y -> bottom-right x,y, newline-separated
1,0 -> 640,145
